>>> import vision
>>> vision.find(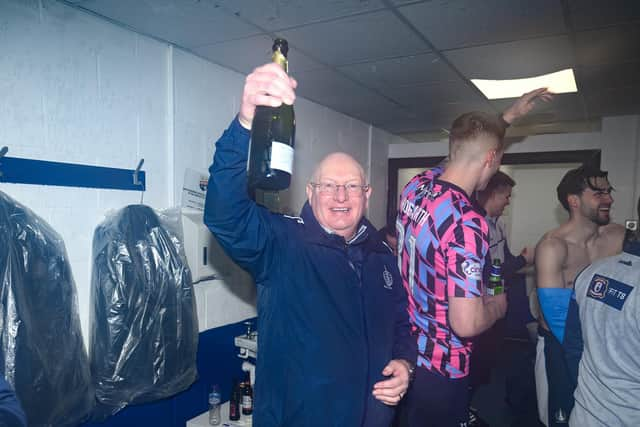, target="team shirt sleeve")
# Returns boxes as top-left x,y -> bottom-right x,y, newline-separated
445,217 -> 487,298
